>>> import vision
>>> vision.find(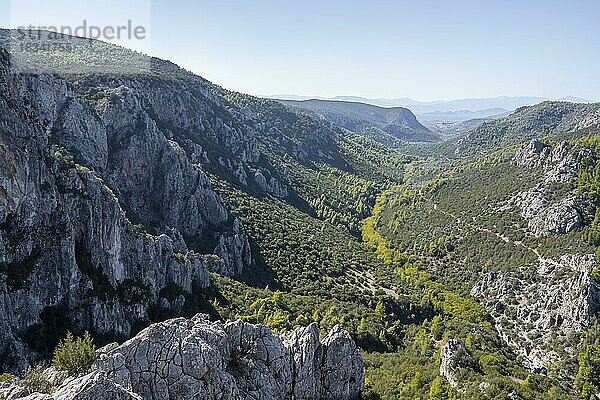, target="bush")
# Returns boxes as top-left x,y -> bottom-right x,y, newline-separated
20,365 -> 53,394
0,373 -> 14,383
51,331 -> 97,375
